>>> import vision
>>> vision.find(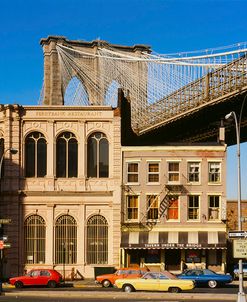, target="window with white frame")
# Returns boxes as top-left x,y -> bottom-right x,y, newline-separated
208,195 -> 220,220
188,195 -> 200,220
126,195 -> 139,220
188,162 -> 200,183
168,162 -> 179,182
127,163 -> 139,183
167,197 -> 179,220
208,162 -> 221,183
147,162 -> 159,183
147,195 -> 159,220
